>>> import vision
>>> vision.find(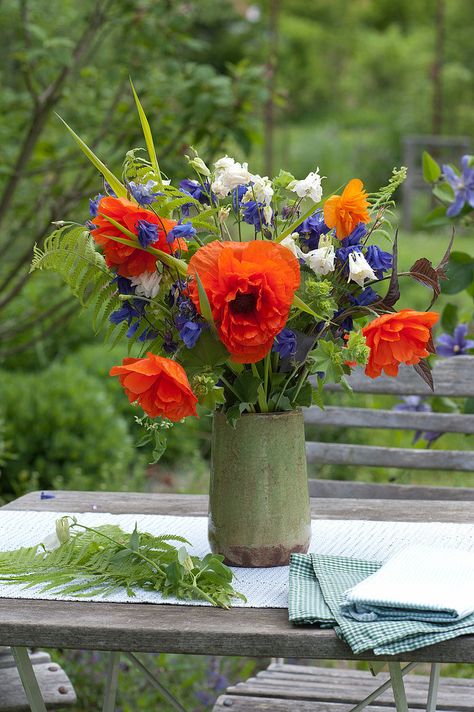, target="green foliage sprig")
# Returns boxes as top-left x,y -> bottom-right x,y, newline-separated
0,517 -> 245,609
